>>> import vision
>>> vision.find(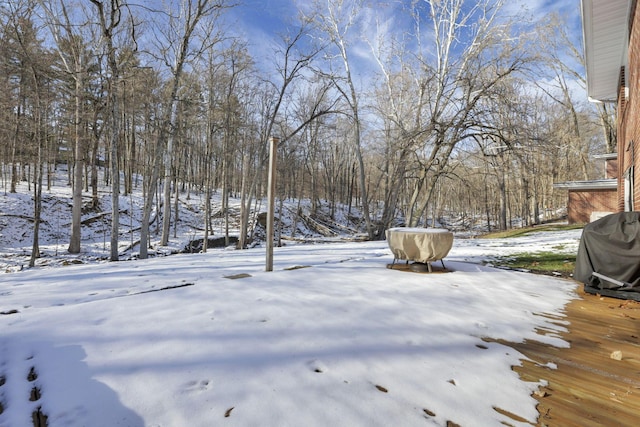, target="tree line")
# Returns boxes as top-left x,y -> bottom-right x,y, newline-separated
0,0 -> 614,266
